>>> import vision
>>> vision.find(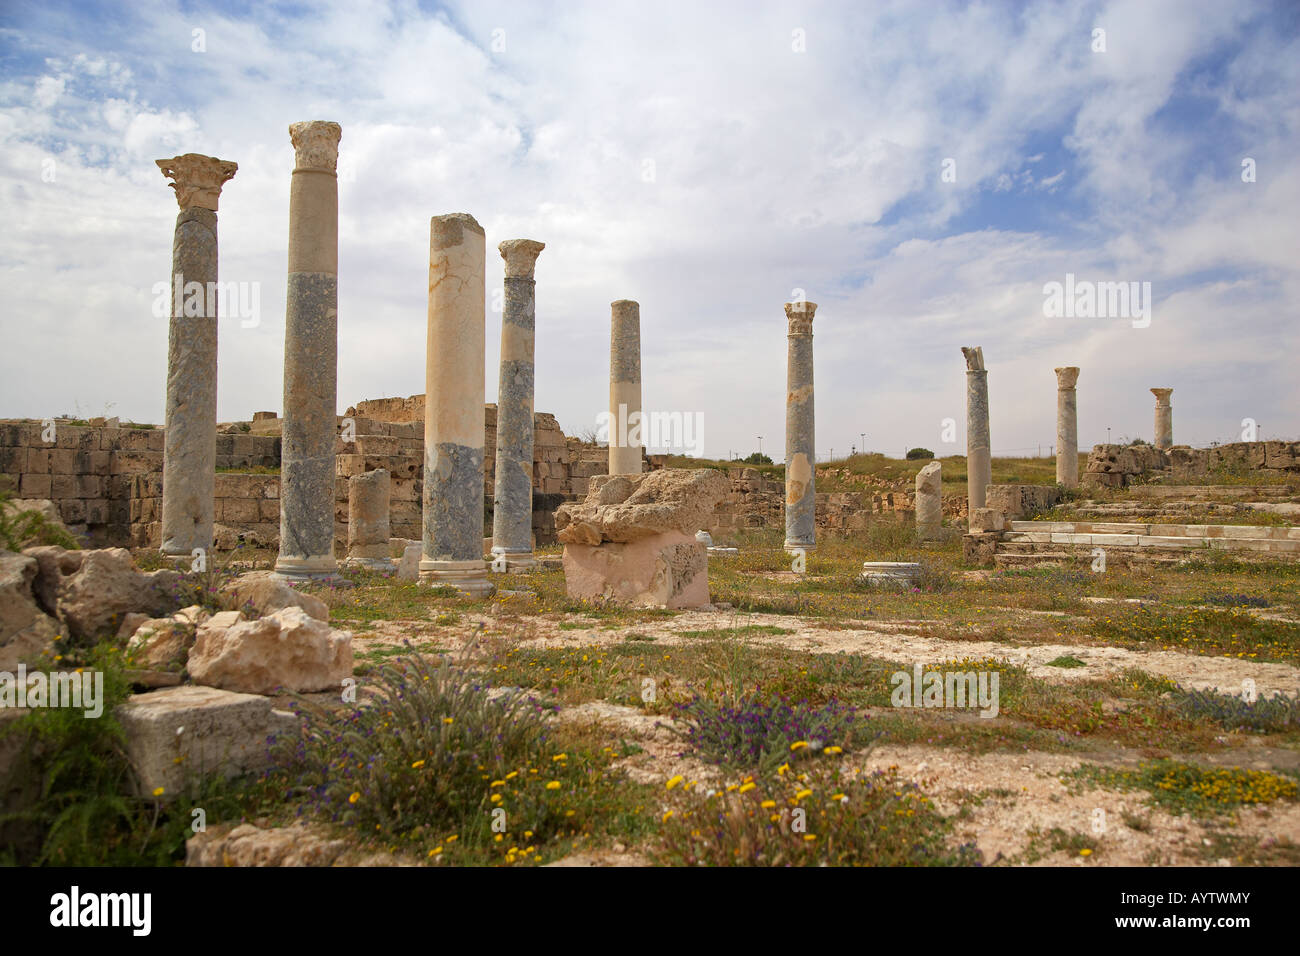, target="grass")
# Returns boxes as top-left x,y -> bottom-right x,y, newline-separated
1088,605 -> 1300,664
1063,760 -> 1299,818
